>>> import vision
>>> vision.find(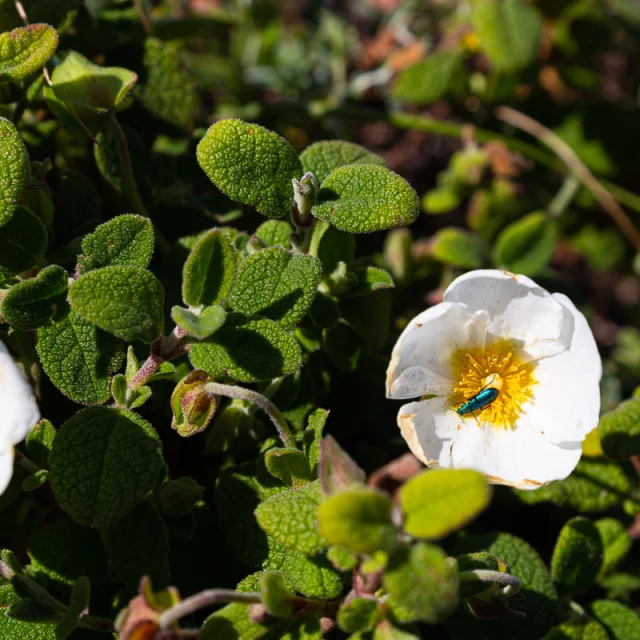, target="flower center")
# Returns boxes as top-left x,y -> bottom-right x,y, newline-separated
449,339 -> 535,430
